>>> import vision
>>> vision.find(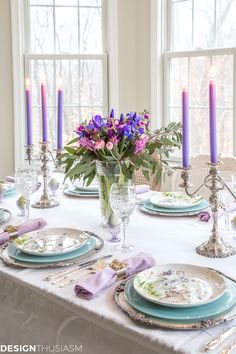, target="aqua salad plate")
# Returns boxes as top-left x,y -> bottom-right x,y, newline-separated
64,187 -> 99,198
8,235 -> 97,263
73,181 -> 99,192
149,192 -> 203,209
133,264 -> 226,308
14,228 -> 90,256
142,199 -> 208,216
124,278 -> 236,321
